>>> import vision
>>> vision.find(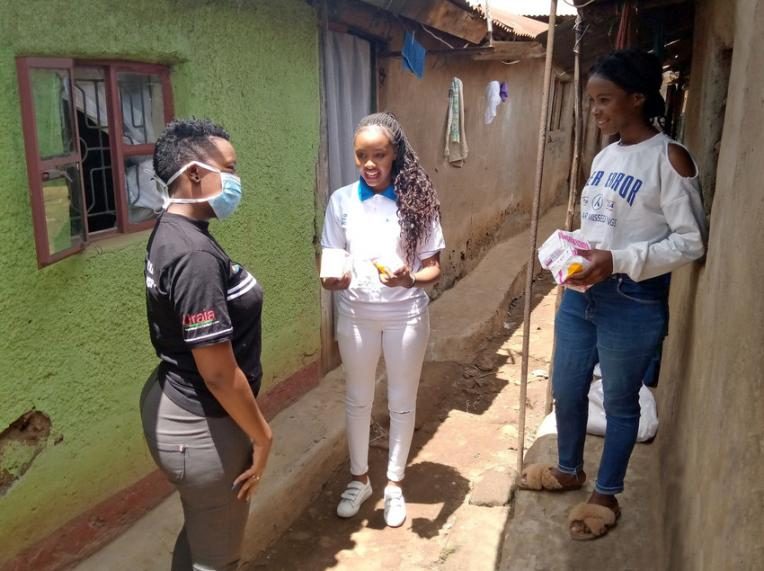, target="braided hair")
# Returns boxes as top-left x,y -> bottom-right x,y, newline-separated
355,112 -> 441,266
589,48 -> 666,125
